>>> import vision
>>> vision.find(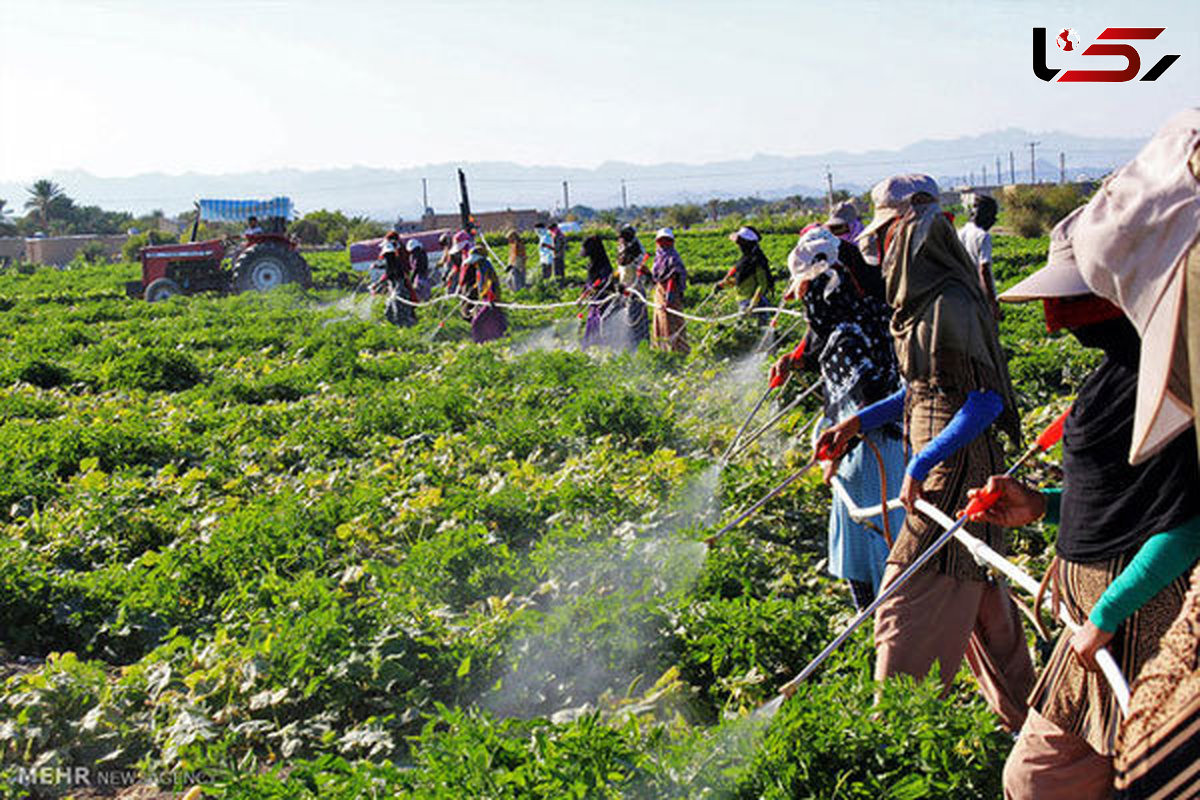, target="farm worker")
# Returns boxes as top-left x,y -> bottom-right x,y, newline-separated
825,200 -> 863,244
244,215 -> 263,236
550,222 -> 567,284
578,235 -> 621,350
650,228 -> 689,354
534,221 -> 555,283
505,230 -> 527,292
768,227 -> 904,610
406,239 -> 432,302
433,231 -> 453,287
615,225 -> 650,348
615,224 -> 646,287
717,226 -> 773,324
467,245 -> 507,343
1057,109 -> 1200,800
374,232 -> 416,327
446,230 -> 475,296
958,194 -> 1001,319
966,211 -> 1200,799
815,174 -> 1035,732
796,218 -> 887,303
